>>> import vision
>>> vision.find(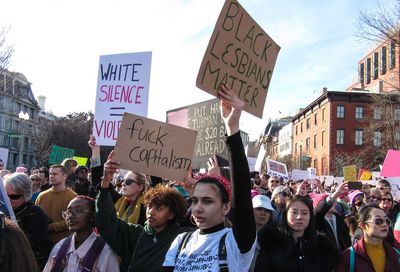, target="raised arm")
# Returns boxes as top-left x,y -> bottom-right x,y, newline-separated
219,84 -> 256,253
